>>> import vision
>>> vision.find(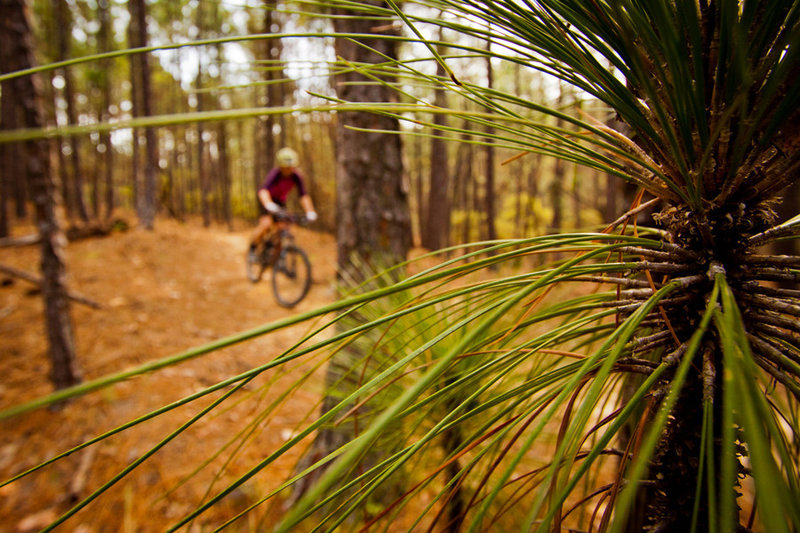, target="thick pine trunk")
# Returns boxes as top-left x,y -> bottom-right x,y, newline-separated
289,1 -> 412,506
333,8 -> 411,278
